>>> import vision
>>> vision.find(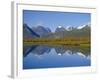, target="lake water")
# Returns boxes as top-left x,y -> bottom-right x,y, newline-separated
23,45 -> 91,69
